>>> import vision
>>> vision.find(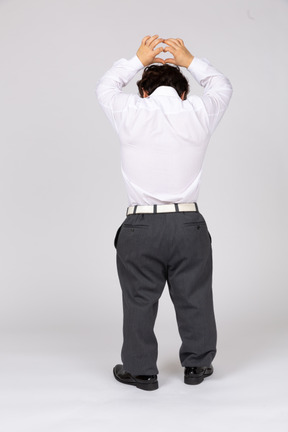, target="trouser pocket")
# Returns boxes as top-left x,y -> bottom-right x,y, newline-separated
114,223 -> 124,249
